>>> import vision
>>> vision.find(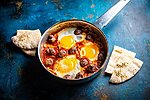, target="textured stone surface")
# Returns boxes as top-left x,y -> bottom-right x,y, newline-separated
0,0 -> 150,99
